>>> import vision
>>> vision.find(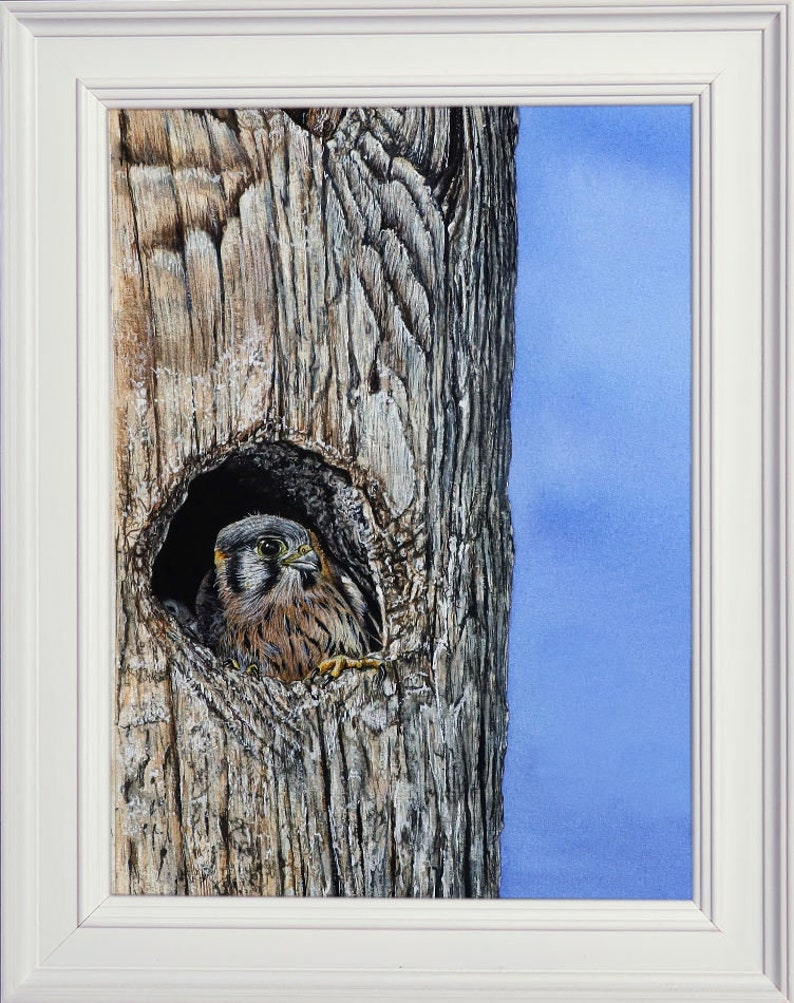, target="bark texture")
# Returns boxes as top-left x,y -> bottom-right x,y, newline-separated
112,107 -> 517,896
